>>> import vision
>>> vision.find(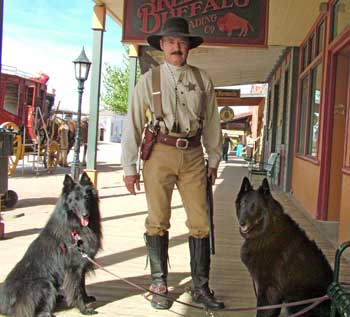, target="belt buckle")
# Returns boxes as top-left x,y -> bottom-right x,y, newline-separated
176,138 -> 189,149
